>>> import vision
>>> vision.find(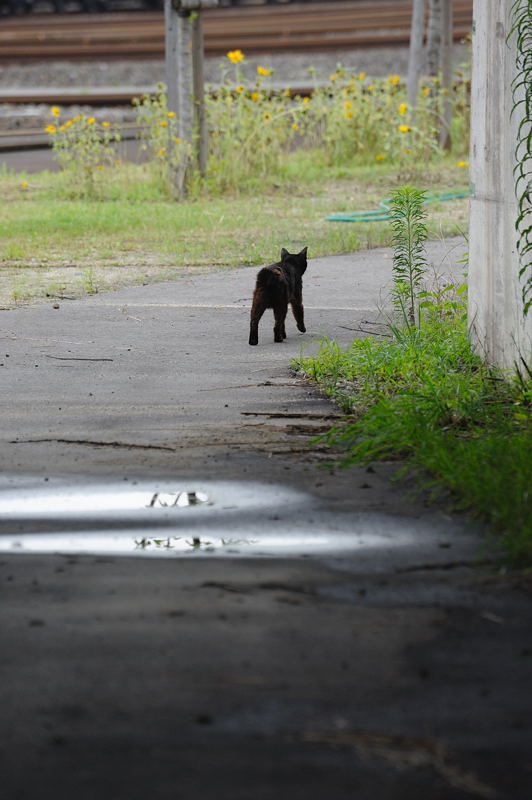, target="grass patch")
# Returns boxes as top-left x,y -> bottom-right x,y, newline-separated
295,315 -> 532,566
0,156 -> 468,307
